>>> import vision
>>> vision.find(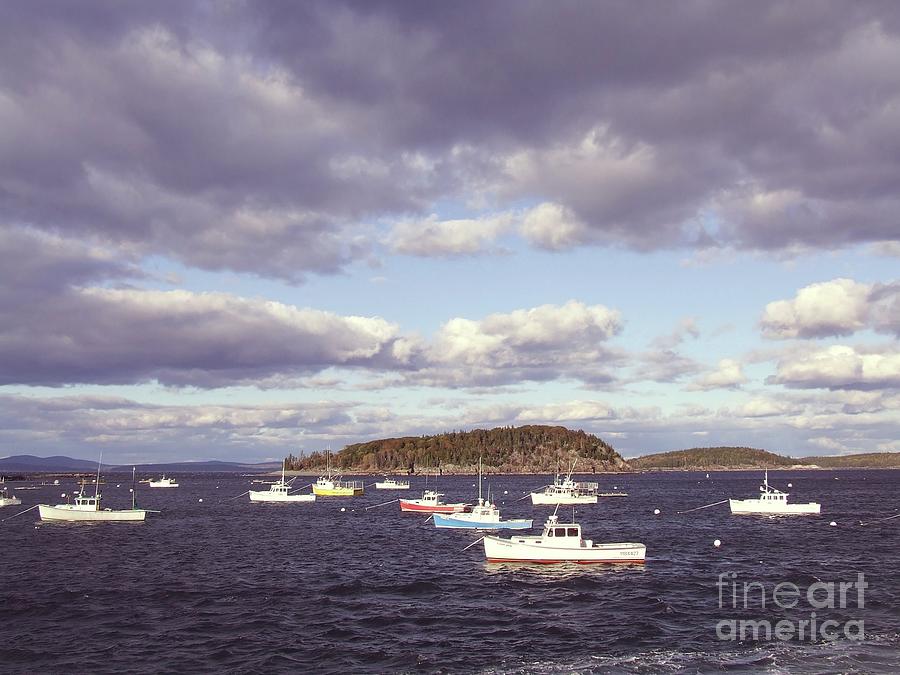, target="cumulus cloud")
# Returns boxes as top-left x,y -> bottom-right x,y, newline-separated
415,300 -> 624,387
687,358 -> 748,391
519,202 -> 592,250
768,344 -> 900,390
760,278 -> 900,339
